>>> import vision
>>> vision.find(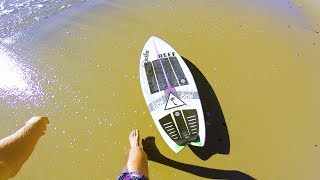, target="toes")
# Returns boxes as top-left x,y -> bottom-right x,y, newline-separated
26,116 -> 49,126
41,117 -> 49,124
129,130 -> 134,138
129,130 -> 140,140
